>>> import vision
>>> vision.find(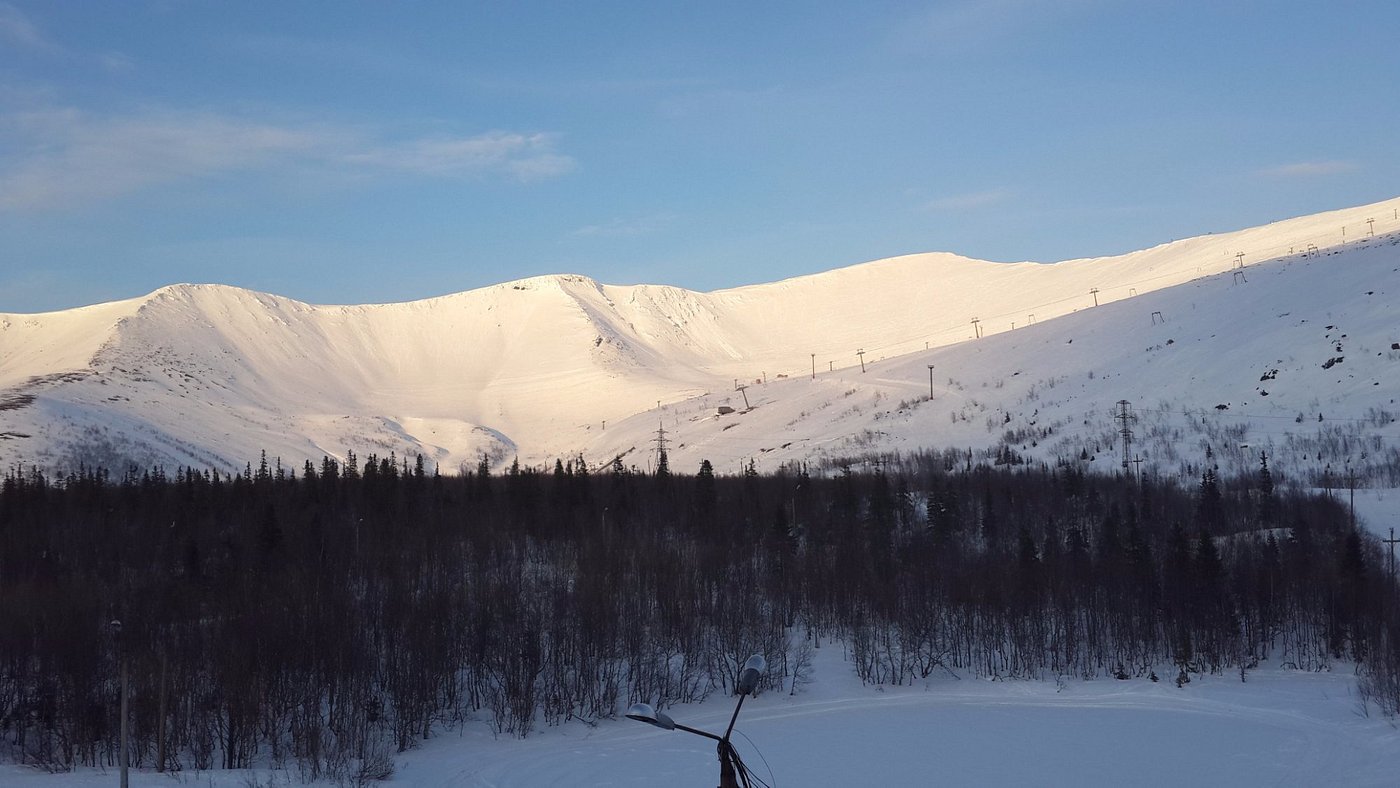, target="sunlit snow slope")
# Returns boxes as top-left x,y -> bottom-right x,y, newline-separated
2,197 -> 1398,477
